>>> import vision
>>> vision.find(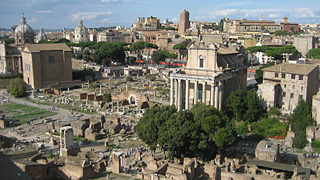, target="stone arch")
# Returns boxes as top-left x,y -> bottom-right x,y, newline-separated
130,95 -> 136,105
